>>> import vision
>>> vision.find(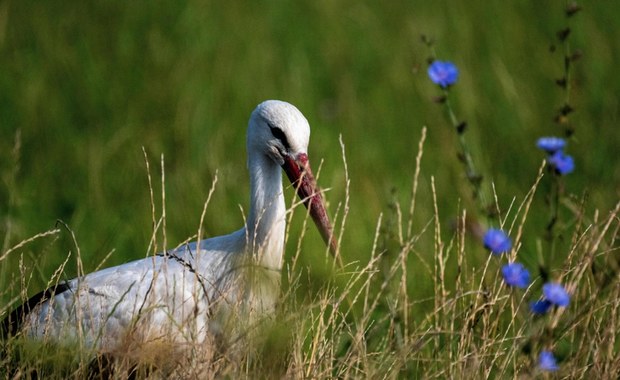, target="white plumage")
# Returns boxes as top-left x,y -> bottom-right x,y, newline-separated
2,100 -> 335,354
